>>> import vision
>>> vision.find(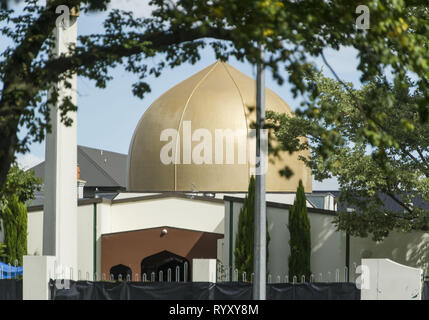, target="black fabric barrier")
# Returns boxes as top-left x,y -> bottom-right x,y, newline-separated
49,280 -> 360,300
424,281 -> 429,300
0,279 -> 23,300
